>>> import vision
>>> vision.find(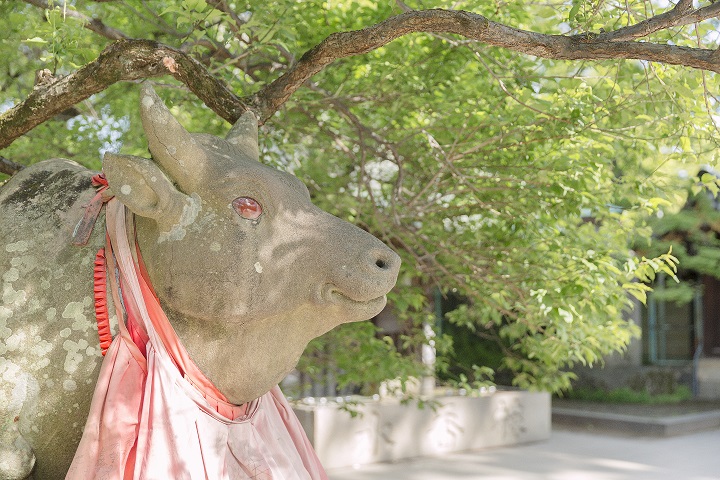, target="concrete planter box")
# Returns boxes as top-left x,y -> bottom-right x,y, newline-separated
698,358 -> 720,400
293,390 -> 551,470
